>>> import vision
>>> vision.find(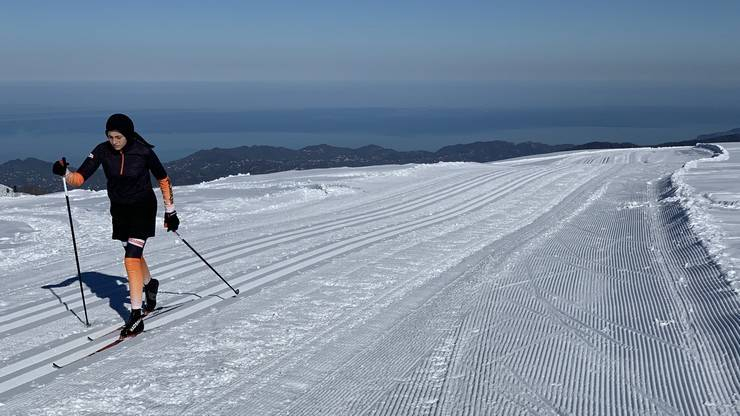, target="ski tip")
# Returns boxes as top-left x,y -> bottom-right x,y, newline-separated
87,336 -> 94,341
52,363 -> 62,369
